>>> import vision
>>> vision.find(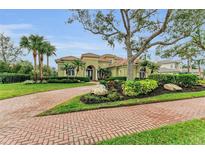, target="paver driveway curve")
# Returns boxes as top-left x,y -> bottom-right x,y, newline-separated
0,85 -> 97,128
0,90 -> 205,144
